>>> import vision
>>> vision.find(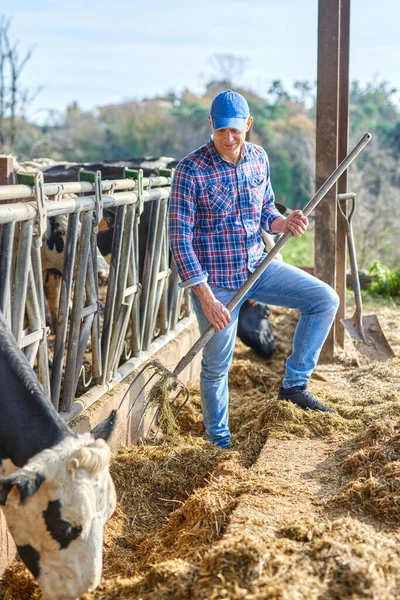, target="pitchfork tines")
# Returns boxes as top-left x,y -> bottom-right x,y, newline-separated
118,359 -> 189,442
